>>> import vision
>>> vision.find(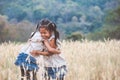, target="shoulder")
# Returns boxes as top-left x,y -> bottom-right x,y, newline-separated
49,34 -> 55,41
50,38 -> 61,50
49,38 -> 56,48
